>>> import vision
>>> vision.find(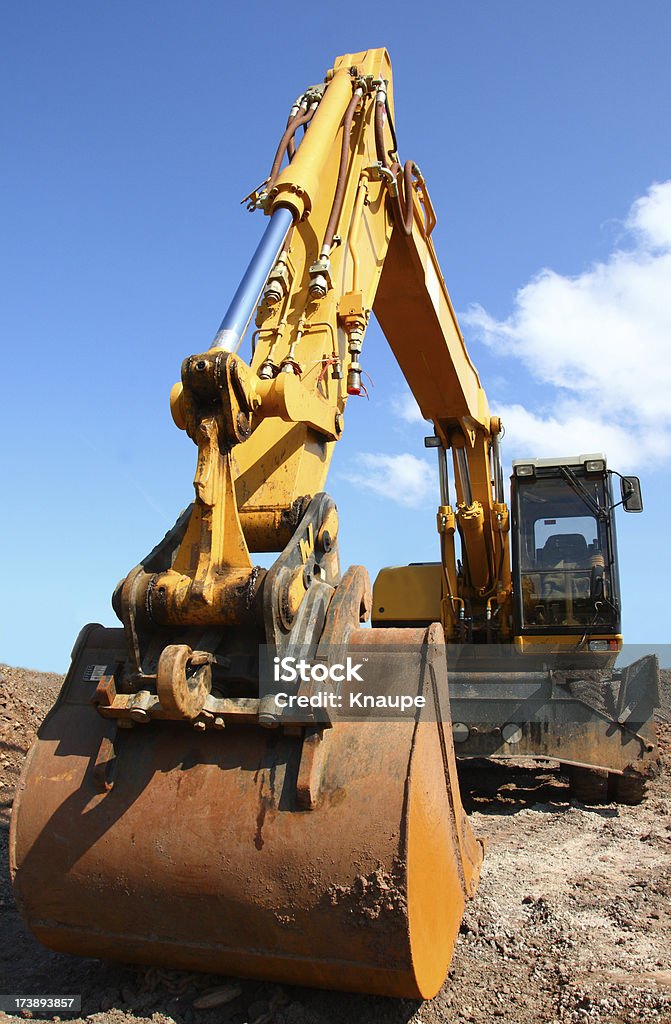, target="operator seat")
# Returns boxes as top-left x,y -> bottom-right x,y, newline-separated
539,532 -> 591,610
540,533 -> 589,568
